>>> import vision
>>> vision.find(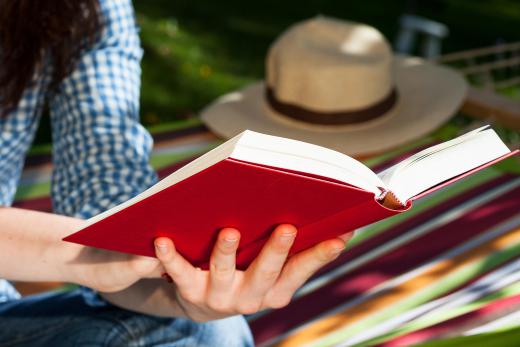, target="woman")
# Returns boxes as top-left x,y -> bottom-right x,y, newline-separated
0,0 -> 348,346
